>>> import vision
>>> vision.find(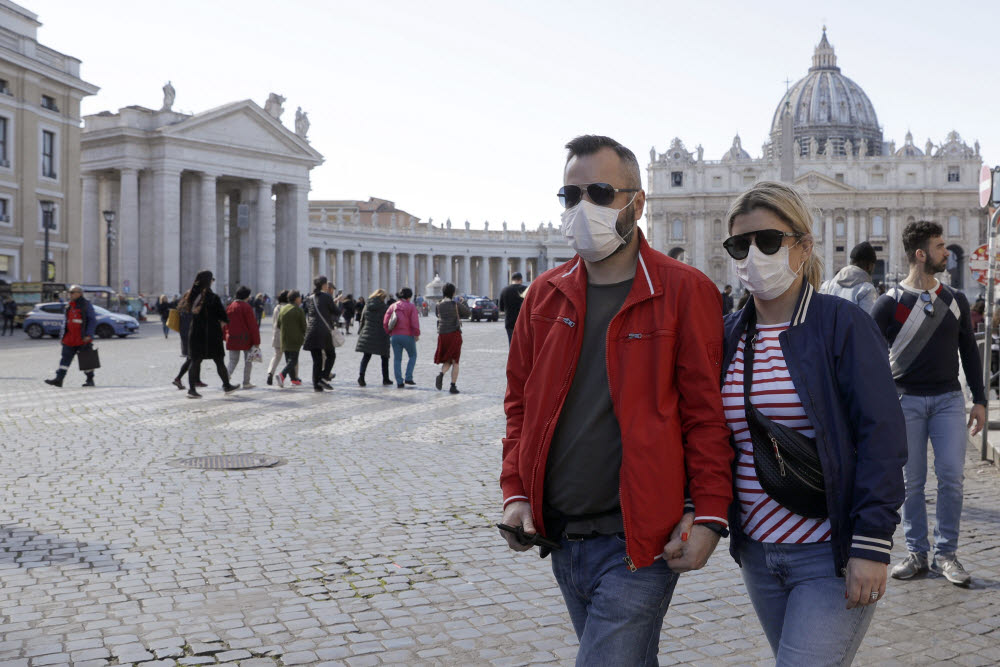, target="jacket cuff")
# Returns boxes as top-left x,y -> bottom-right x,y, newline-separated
502,495 -> 529,509
691,493 -> 730,526
848,533 -> 893,564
